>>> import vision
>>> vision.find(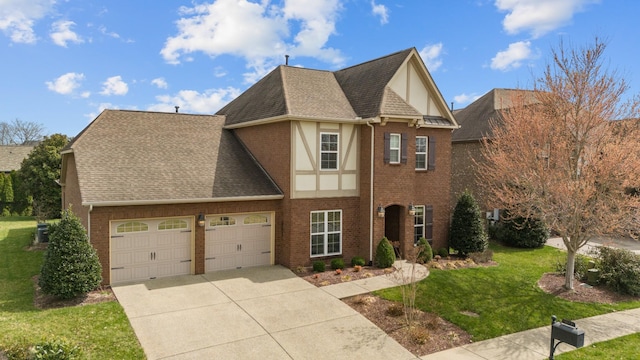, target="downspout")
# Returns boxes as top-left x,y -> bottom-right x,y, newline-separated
88,204 -> 93,243
366,120 -> 375,263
